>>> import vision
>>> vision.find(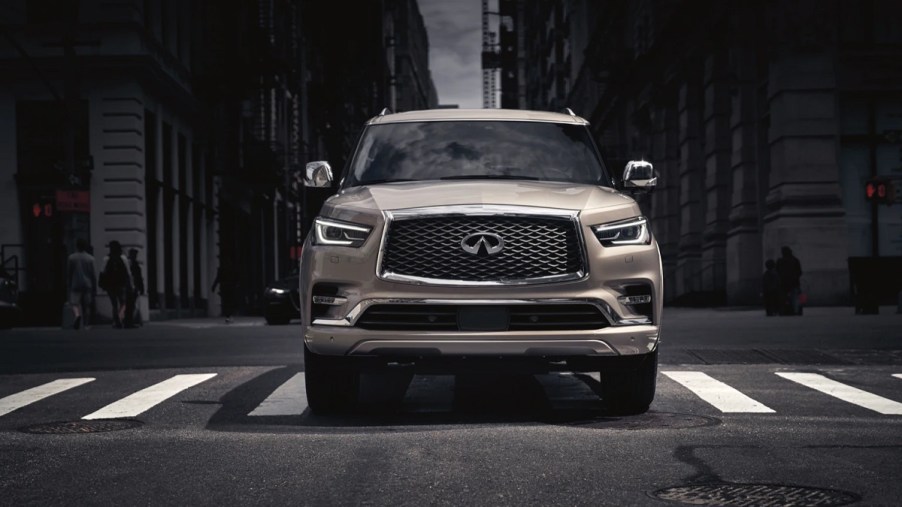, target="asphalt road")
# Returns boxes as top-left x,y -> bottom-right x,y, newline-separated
1,307 -> 900,506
